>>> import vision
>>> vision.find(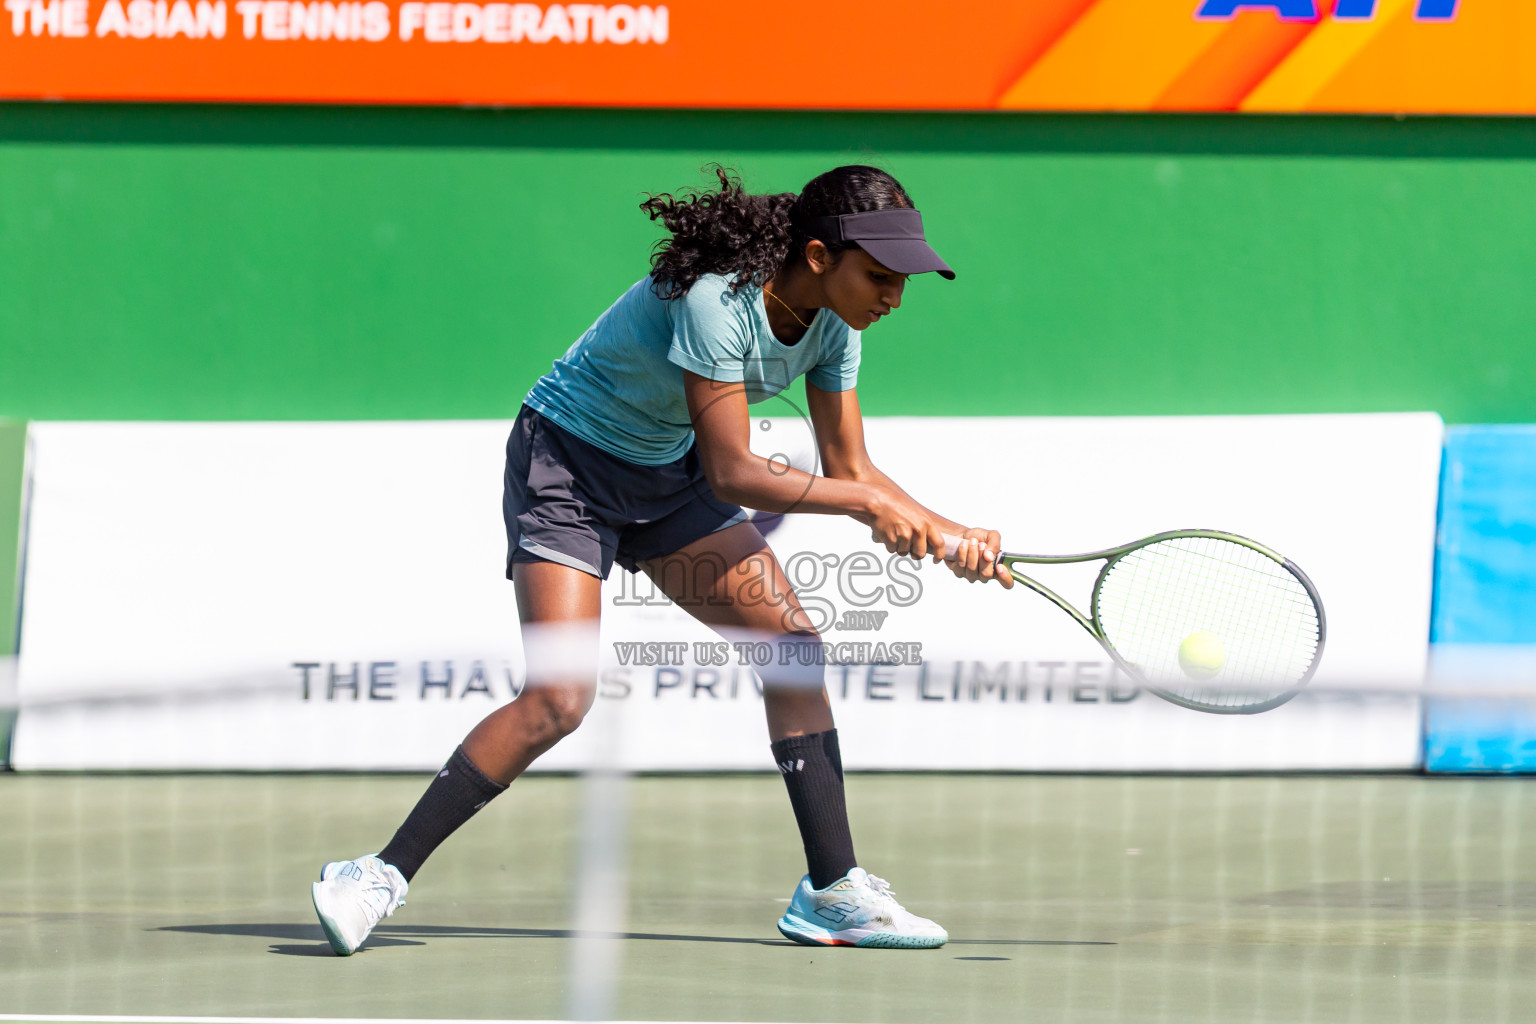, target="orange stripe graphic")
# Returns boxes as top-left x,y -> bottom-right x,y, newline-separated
1240,0 -> 1414,111
989,0 -> 1105,103
1306,0 -> 1536,113
1153,2 -> 1333,111
997,0 -> 1229,110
